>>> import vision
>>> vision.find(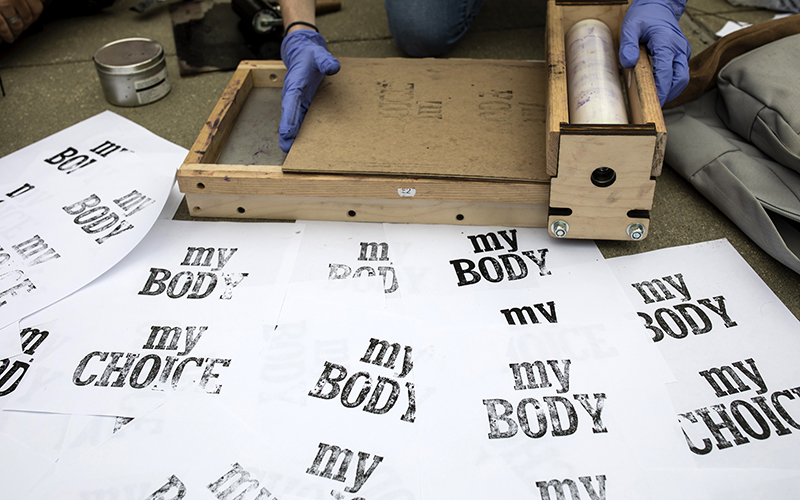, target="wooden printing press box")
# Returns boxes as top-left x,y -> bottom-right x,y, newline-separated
177,0 -> 666,240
